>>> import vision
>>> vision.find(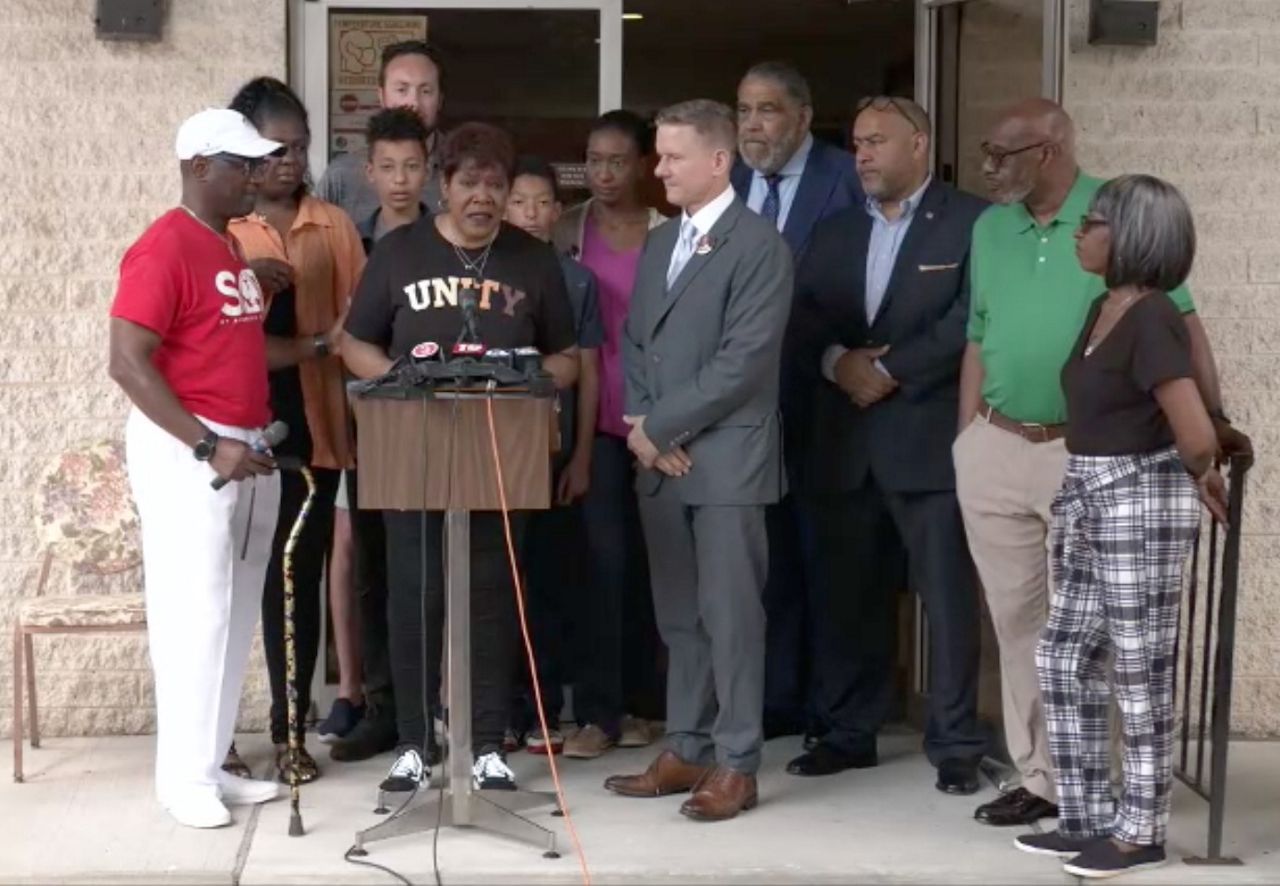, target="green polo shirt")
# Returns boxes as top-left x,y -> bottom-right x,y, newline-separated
967,172 -> 1195,425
